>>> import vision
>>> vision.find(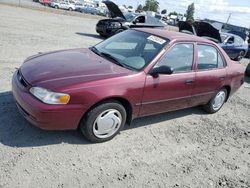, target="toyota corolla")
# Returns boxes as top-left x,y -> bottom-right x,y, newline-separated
12,28 -> 245,142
